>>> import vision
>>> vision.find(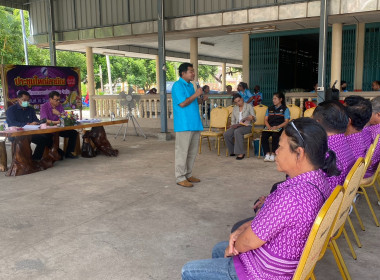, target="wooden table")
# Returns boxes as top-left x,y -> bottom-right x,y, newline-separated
0,119 -> 128,176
